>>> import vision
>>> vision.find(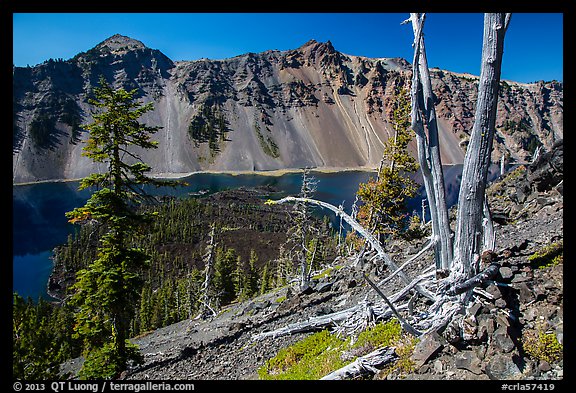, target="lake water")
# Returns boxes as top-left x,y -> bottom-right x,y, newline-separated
12,165 -> 504,301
